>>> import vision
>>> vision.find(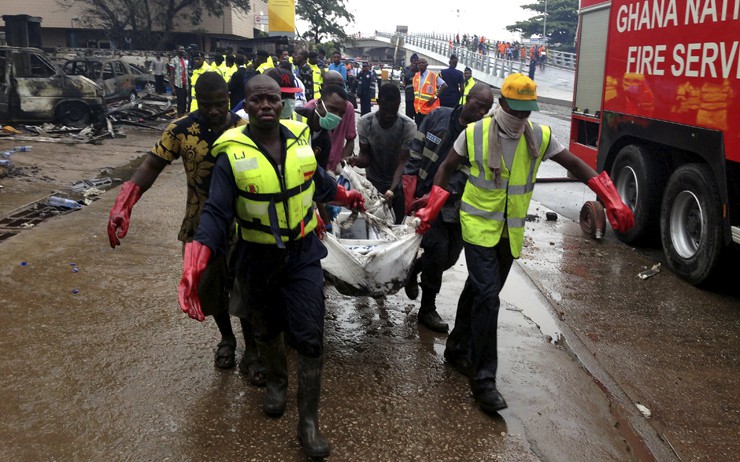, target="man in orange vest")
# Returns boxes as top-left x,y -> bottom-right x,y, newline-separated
413,58 -> 447,126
